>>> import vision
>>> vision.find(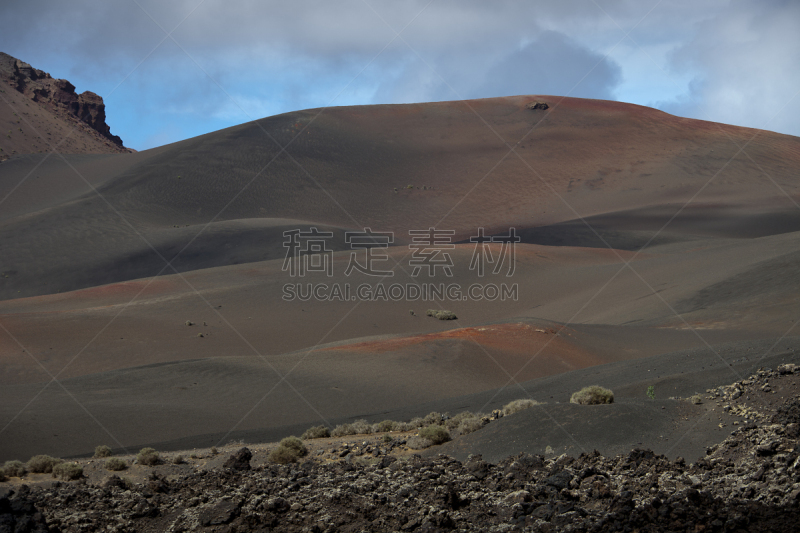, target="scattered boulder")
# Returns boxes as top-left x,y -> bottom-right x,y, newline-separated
426,309 -> 457,320
223,447 -> 252,471
526,101 -> 549,110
